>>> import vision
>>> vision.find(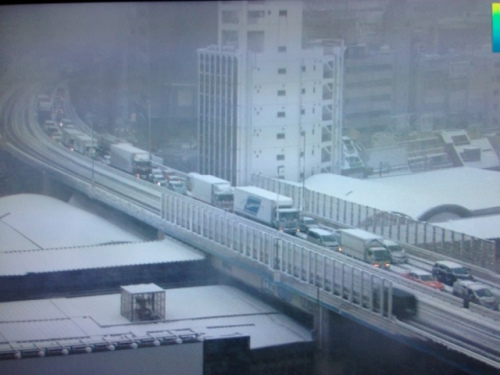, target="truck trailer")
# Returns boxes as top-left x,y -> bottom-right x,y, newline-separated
73,133 -> 96,157
187,173 -> 233,210
61,127 -> 82,150
338,228 -> 392,269
109,143 -> 152,179
233,186 -> 300,234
